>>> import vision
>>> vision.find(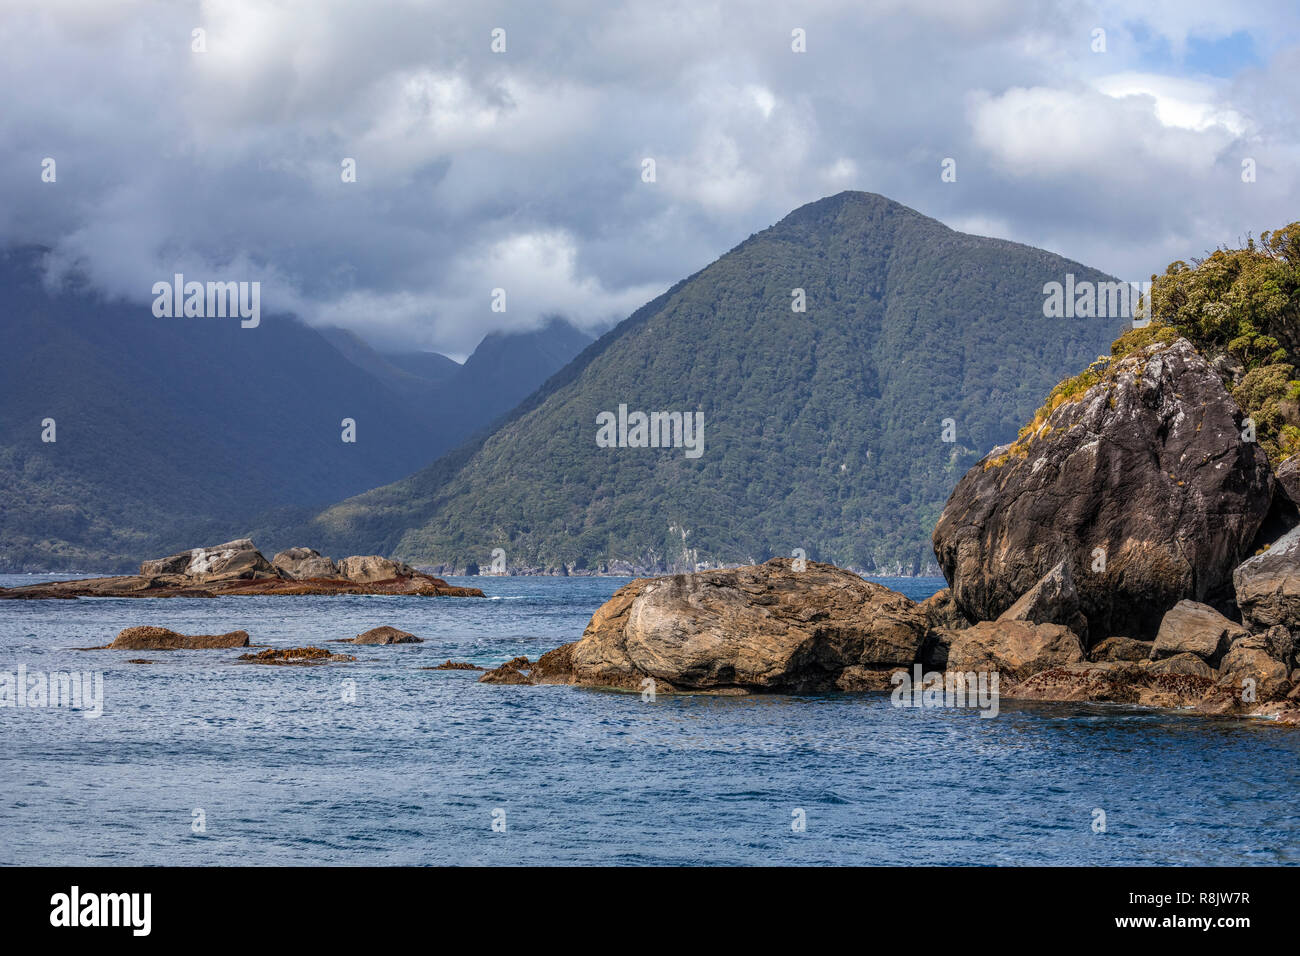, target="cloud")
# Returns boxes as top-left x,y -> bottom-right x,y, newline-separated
2,0 -> 1299,352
